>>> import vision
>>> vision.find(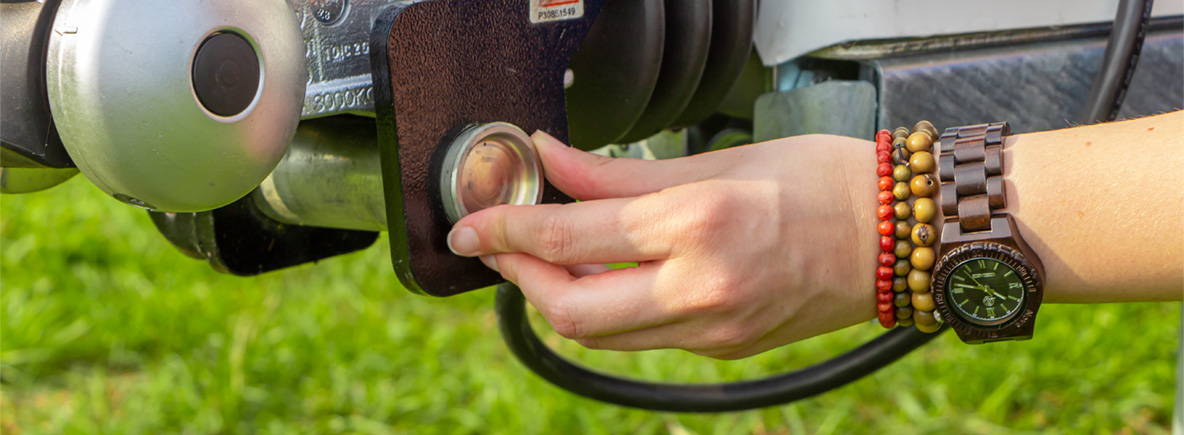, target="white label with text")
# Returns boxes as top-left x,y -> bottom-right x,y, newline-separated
529,0 -> 584,24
